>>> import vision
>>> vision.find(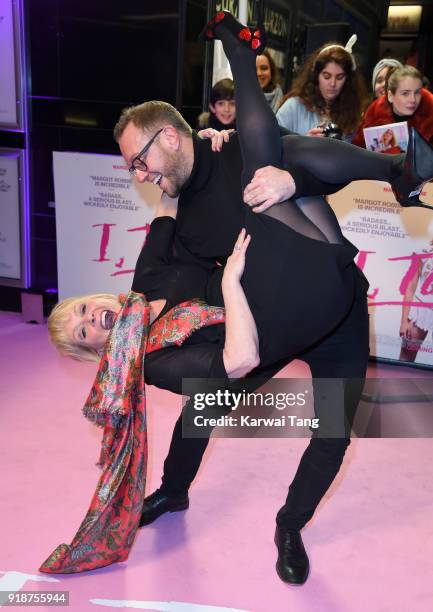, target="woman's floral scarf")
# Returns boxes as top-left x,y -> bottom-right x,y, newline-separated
39,291 -> 224,574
